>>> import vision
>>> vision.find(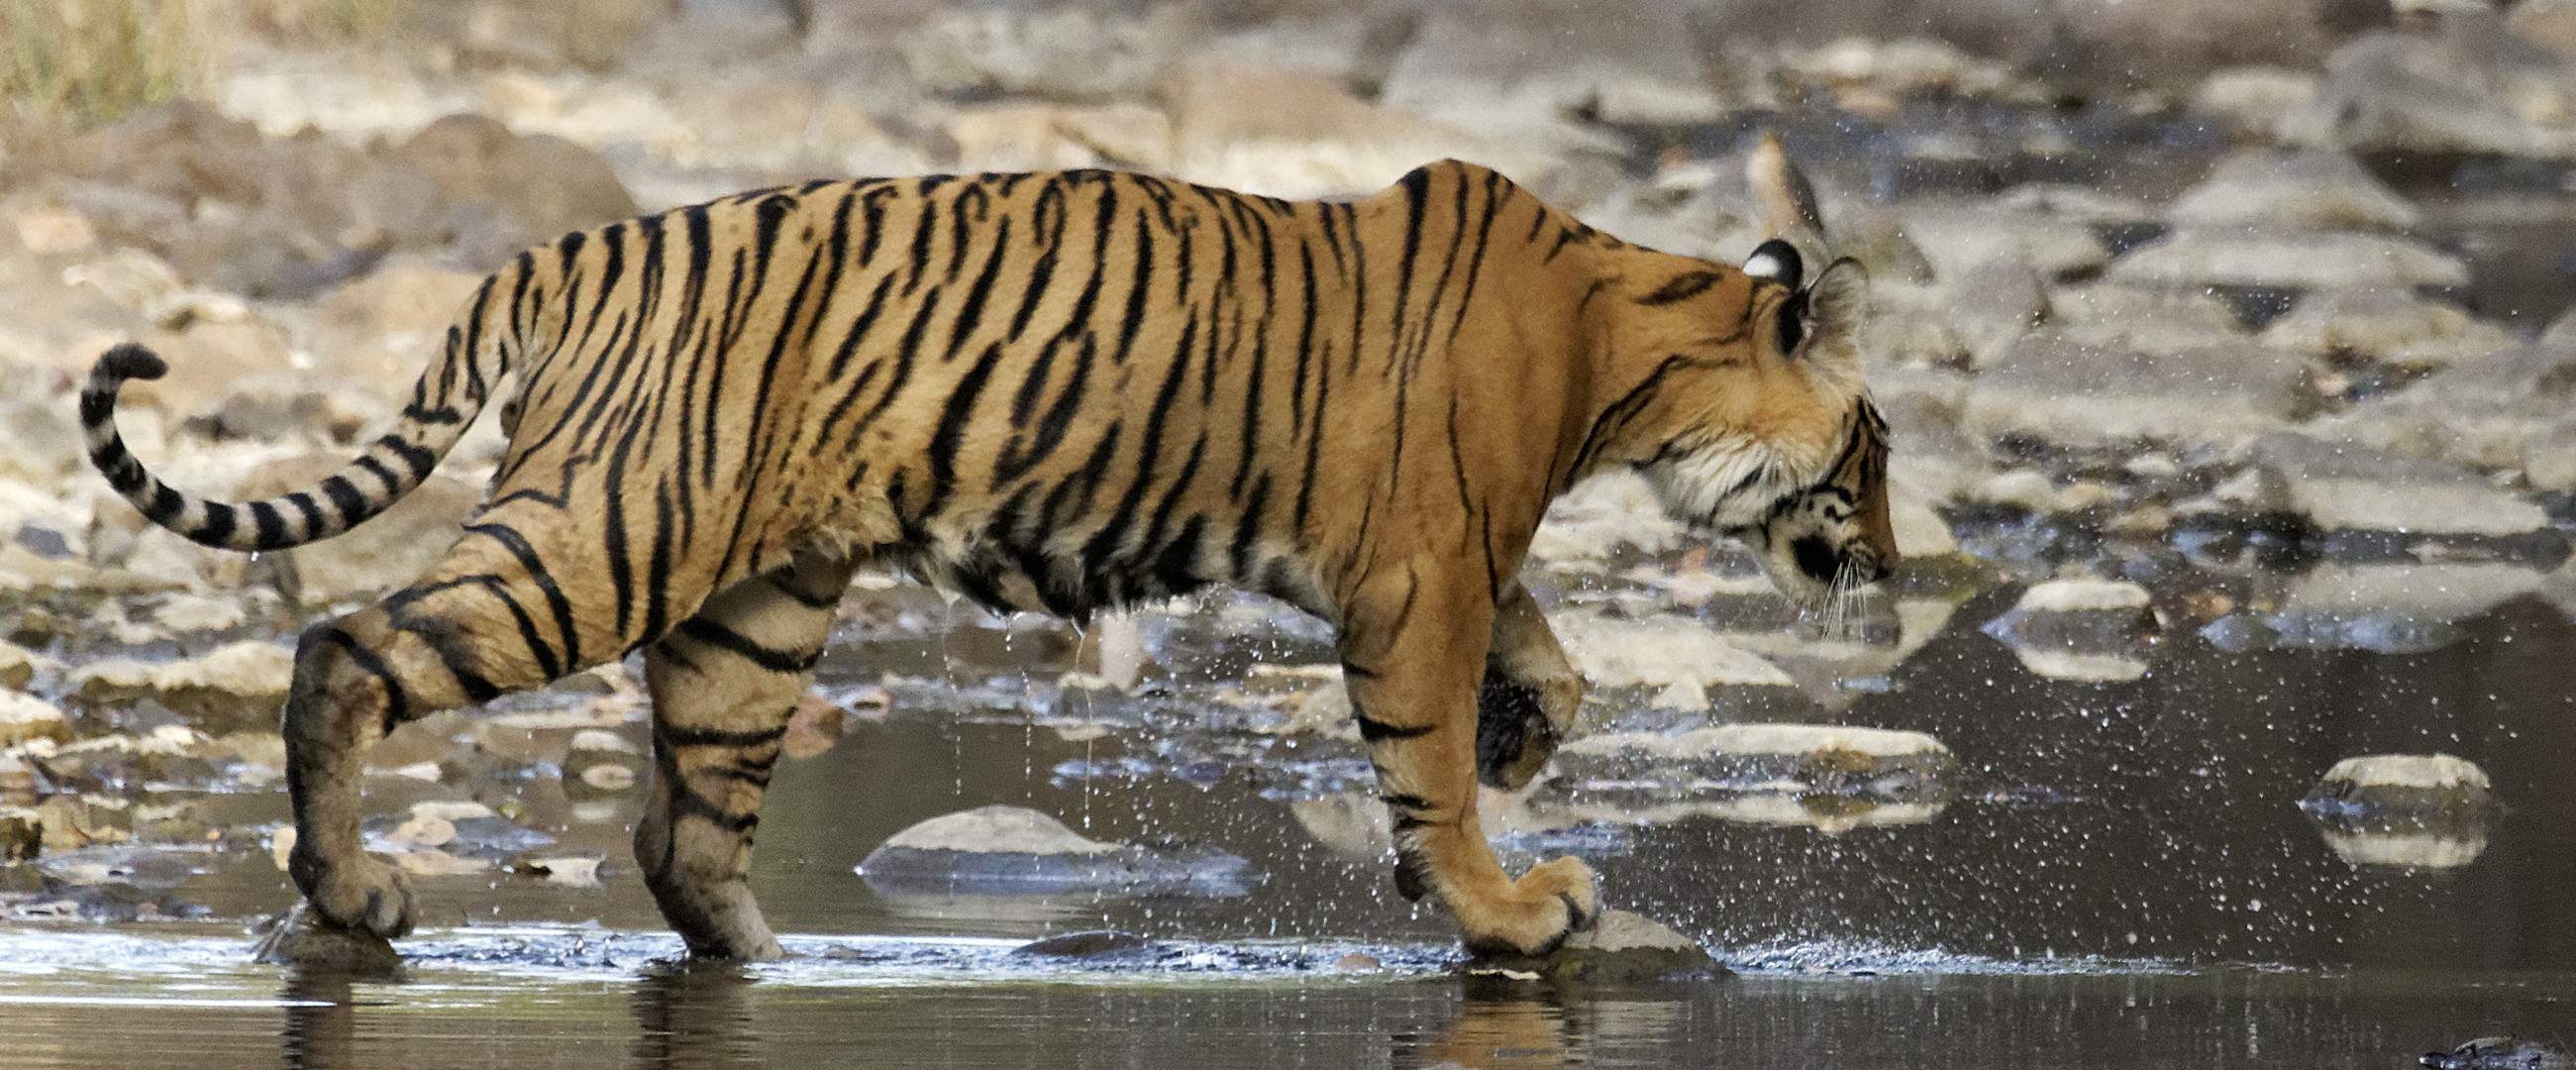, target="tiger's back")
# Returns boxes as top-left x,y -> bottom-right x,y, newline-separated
81,155 -> 1892,960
